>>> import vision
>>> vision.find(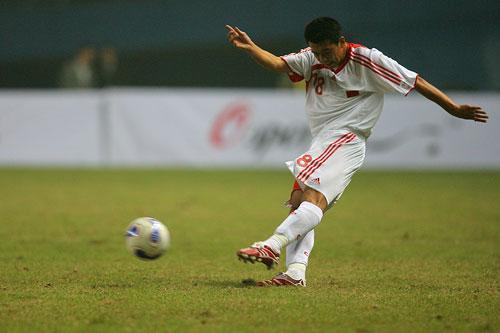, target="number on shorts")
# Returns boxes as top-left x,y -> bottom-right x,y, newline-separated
296,154 -> 312,167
